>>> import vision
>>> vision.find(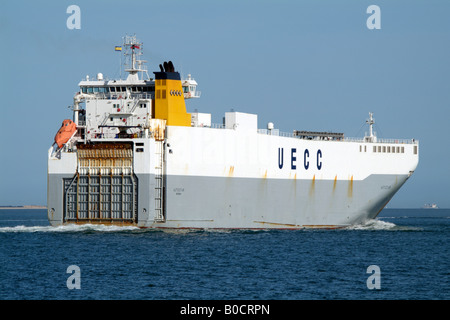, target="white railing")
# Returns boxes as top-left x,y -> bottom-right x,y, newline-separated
86,92 -> 152,100
342,137 -> 417,144
192,90 -> 201,98
211,123 -> 225,129
211,125 -> 418,144
75,120 -> 419,145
